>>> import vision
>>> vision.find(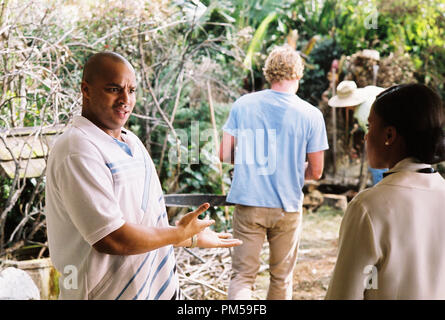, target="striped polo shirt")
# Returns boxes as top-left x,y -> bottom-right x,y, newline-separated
45,115 -> 179,300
